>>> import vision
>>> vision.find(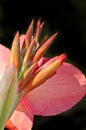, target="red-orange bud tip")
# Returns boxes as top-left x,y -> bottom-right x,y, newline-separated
58,53 -> 67,65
